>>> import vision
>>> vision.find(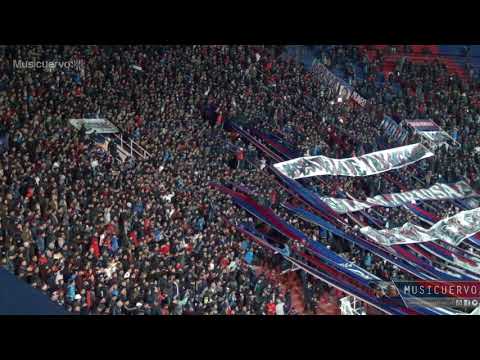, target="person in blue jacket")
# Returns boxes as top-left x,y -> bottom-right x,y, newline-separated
66,280 -> 76,303
244,250 -> 254,265
111,235 -> 119,254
